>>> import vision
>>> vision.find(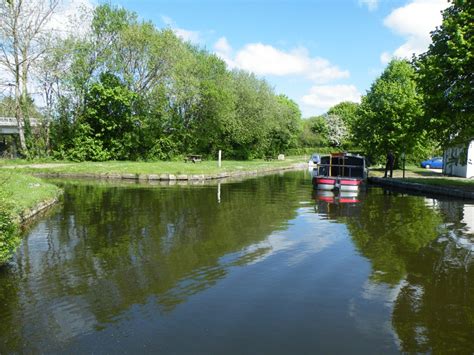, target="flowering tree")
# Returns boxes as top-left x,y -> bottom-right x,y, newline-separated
325,114 -> 348,147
